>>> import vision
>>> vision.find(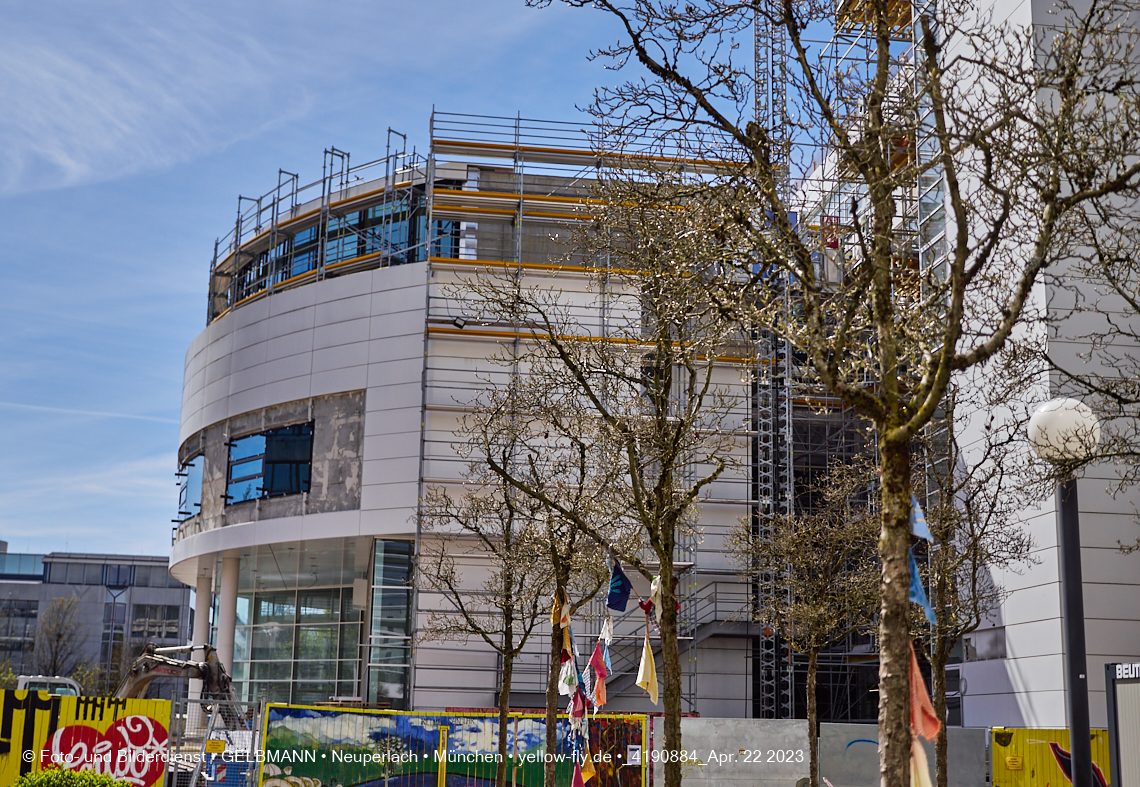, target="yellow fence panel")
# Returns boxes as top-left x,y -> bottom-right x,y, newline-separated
992,727 -> 1111,787
0,690 -> 170,787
